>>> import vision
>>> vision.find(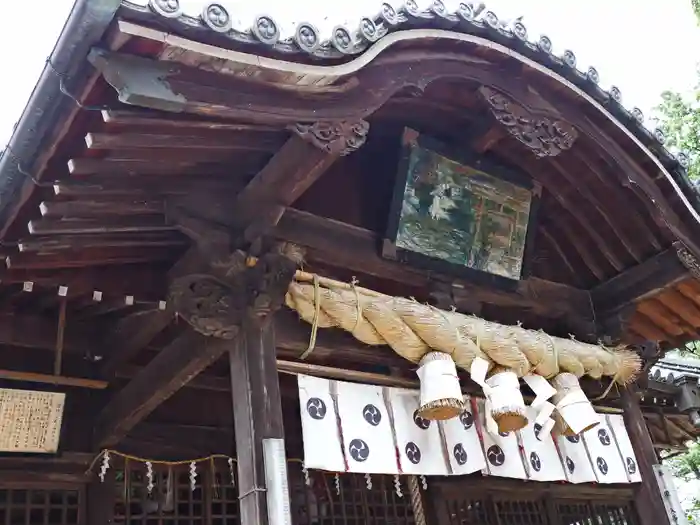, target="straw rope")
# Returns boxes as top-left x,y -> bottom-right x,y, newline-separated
406,475 -> 427,525
285,275 -> 641,384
